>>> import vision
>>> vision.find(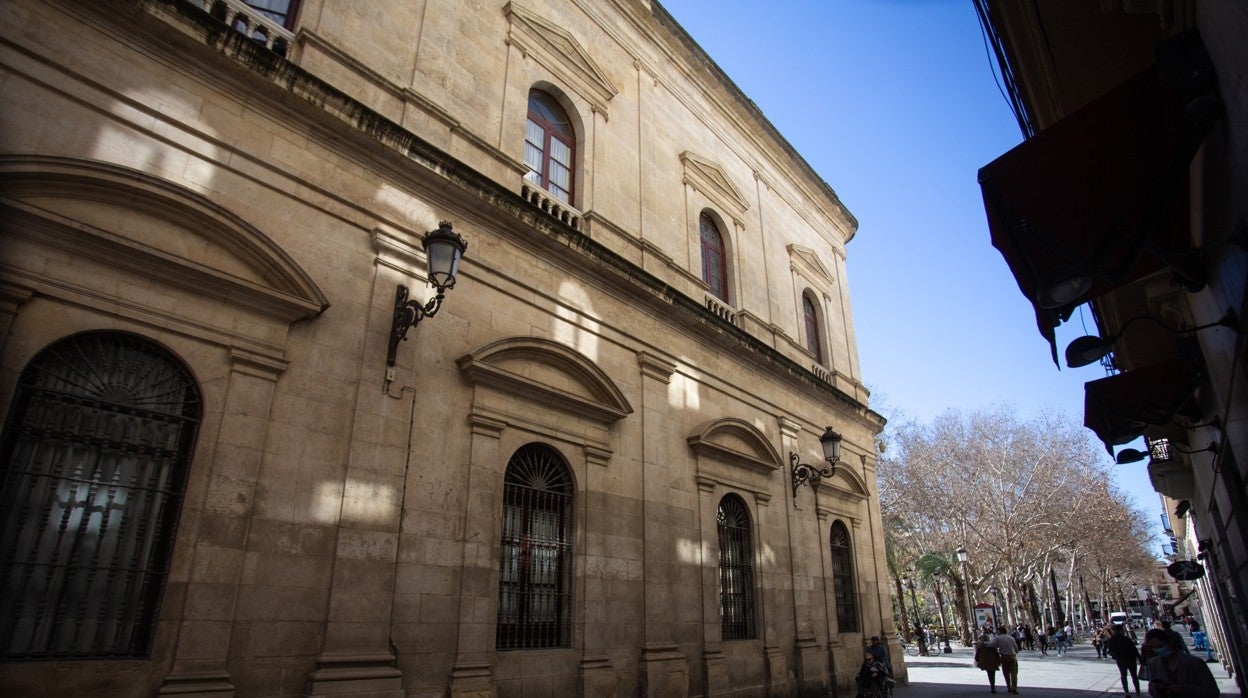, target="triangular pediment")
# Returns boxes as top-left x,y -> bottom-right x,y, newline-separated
505,2 -> 618,114
787,244 -> 835,286
680,151 -> 749,223
457,337 -> 632,424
